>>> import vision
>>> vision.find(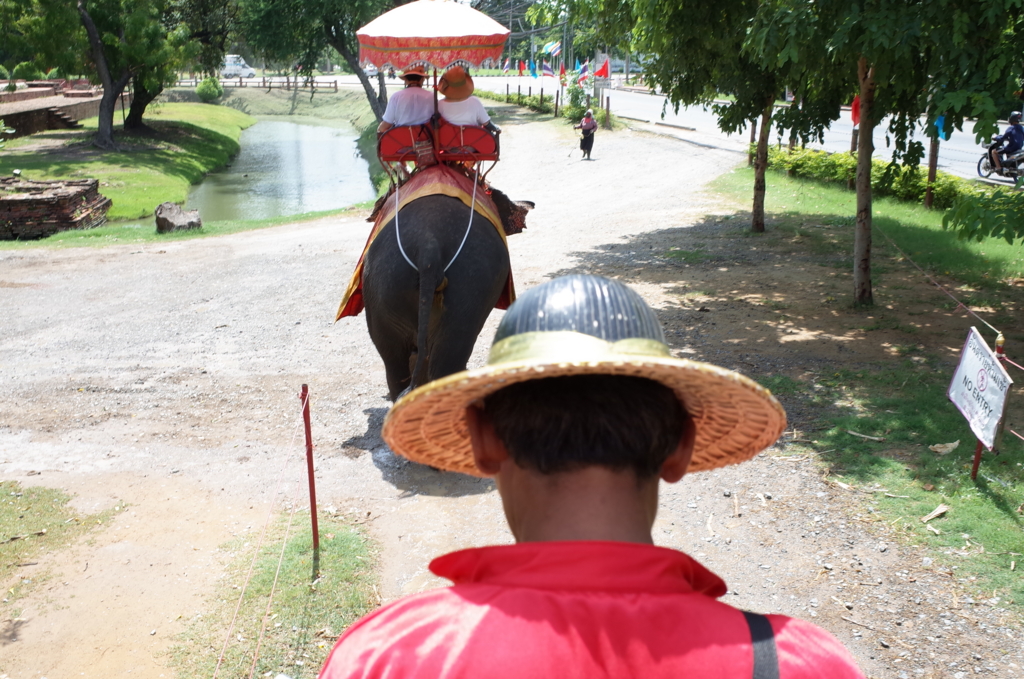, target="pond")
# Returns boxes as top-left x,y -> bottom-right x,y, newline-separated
185,116 -> 375,222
